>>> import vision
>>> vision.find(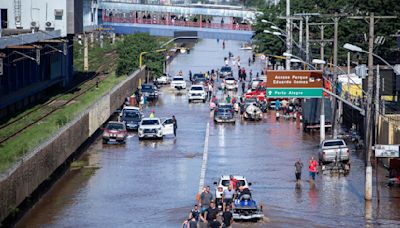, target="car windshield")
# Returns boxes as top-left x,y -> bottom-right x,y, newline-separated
173,77 -> 184,81
221,180 -> 246,187
324,141 -> 345,147
245,99 -> 257,104
142,119 -> 159,125
221,67 -> 231,72
191,86 -> 203,91
106,123 -> 124,130
194,74 -> 205,81
217,108 -> 231,113
218,104 -> 233,109
123,110 -> 140,118
142,85 -> 153,91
